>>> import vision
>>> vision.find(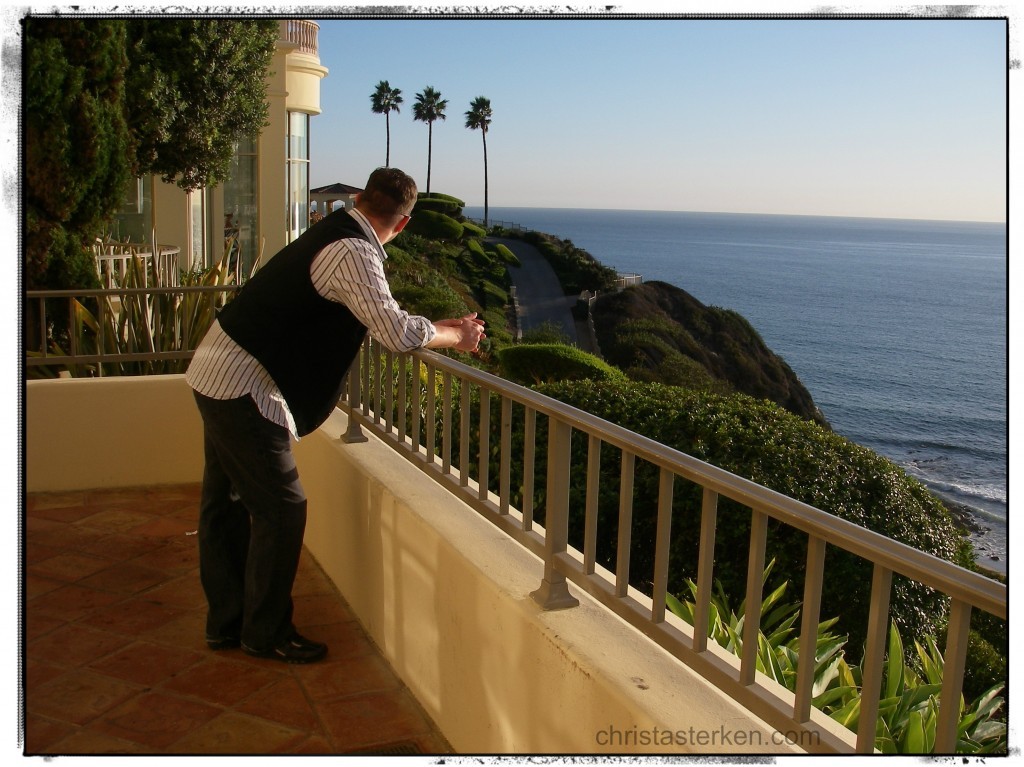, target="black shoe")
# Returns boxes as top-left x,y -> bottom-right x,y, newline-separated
206,635 -> 241,651
242,633 -> 328,664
